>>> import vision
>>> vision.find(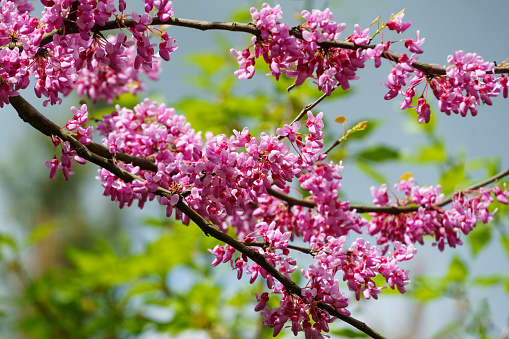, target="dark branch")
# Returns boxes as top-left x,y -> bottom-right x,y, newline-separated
246,241 -> 319,256
9,94 -> 387,339
267,169 -> 509,215
289,91 -> 331,126
4,16 -> 503,77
